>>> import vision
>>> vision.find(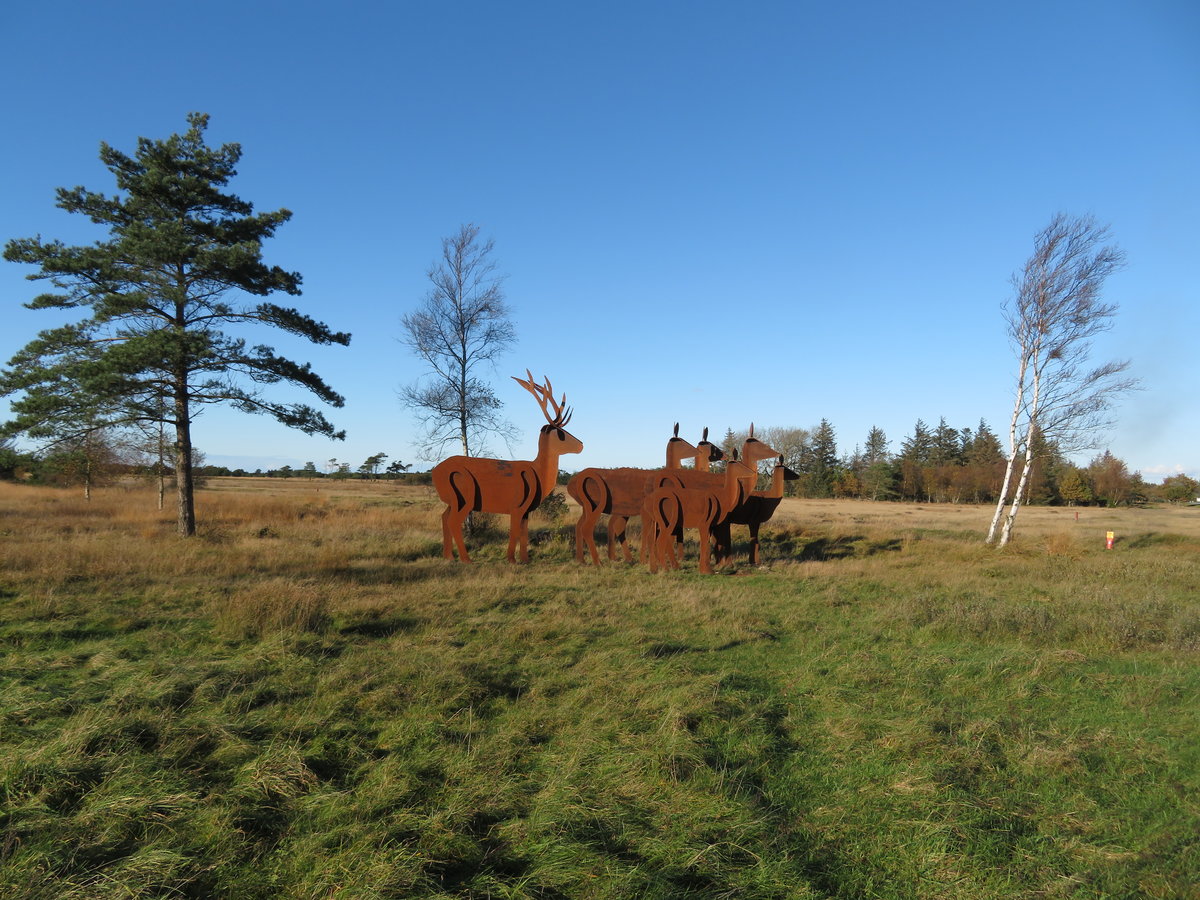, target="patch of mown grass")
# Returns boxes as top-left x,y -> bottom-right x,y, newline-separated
0,481 -> 1197,897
